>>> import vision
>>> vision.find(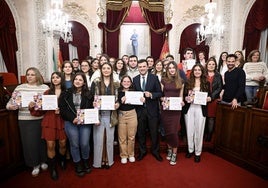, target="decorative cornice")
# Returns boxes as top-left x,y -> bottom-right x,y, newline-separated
64,2 -> 90,21
182,5 -> 205,22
